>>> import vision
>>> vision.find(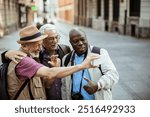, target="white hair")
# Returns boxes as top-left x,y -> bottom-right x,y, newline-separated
39,24 -> 57,34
